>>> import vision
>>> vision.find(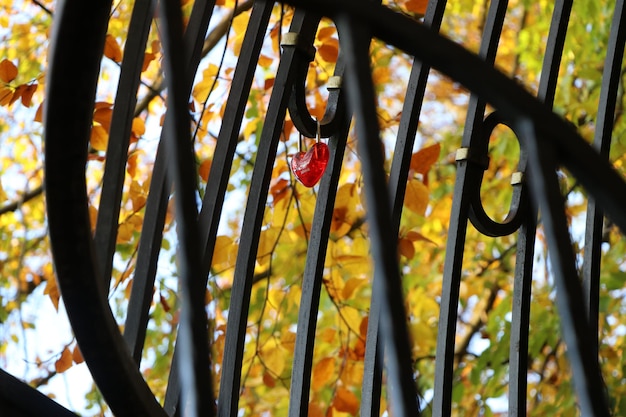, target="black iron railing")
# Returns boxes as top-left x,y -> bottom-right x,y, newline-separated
2,0 -> 625,416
